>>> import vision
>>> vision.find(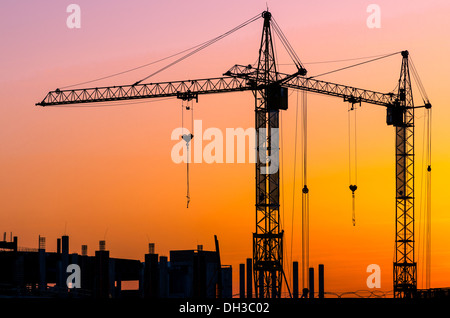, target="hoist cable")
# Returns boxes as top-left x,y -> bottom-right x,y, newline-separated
348,104 -> 358,226
301,90 -> 309,289
186,142 -> 191,208
290,90 -> 299,279
419,111 -> 425,287
280,111 -> 288,280
181,99 -> 195,208
425,107 -> 432,288
418,106 -> 432,288
410,54 -> 431,288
